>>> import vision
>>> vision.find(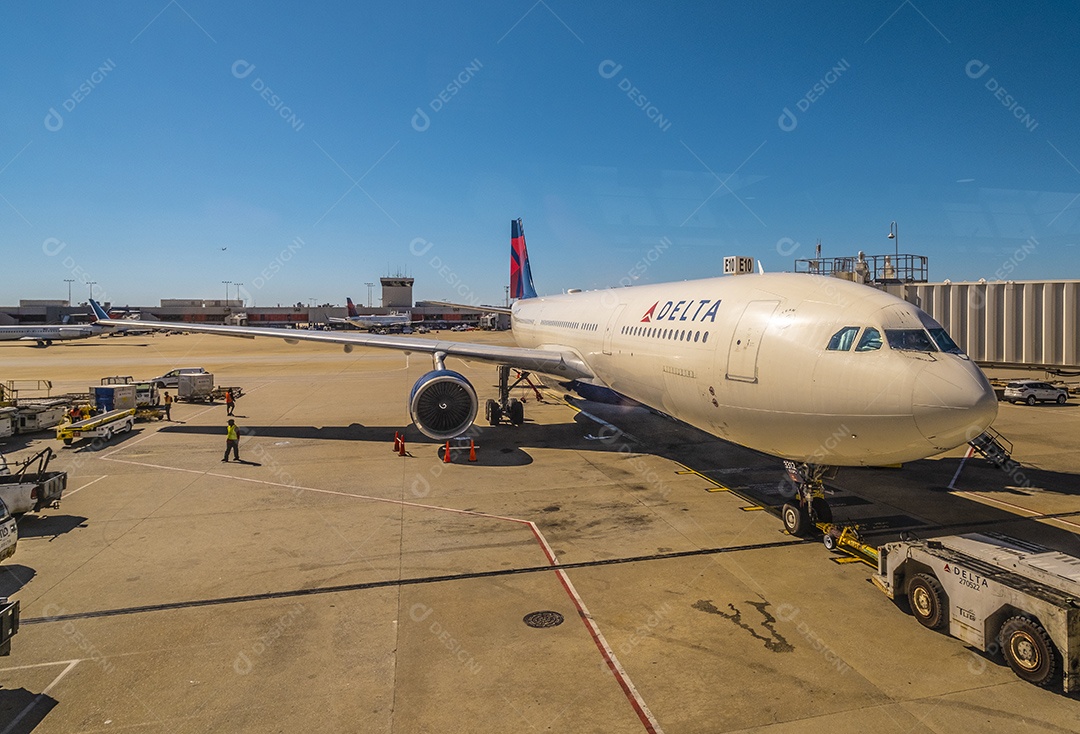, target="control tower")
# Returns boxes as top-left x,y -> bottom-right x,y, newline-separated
380,277 -> 414,308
